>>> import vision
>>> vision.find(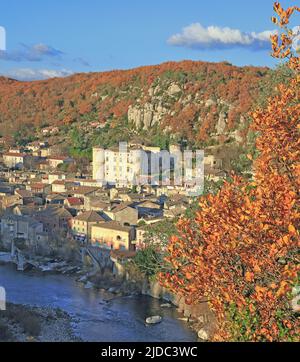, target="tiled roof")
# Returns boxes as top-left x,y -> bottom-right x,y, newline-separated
37,205 -> 72,219
66,197 -> 83,206
15,189 -> 32,198
3,152 -> 27,157
46,193 -> 66,200
52,180 -> 66,185
31,183 -> 47,189
93,221 -> 131,232
74,210 -> 105,222
48,156 -> 68,161
108,202 -> 135,213
71,186 -> 100,195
